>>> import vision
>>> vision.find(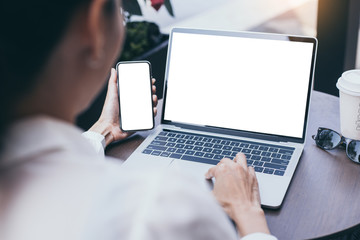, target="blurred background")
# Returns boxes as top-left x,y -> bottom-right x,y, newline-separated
131,0 -> 318,36
77,0 -> 360,129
